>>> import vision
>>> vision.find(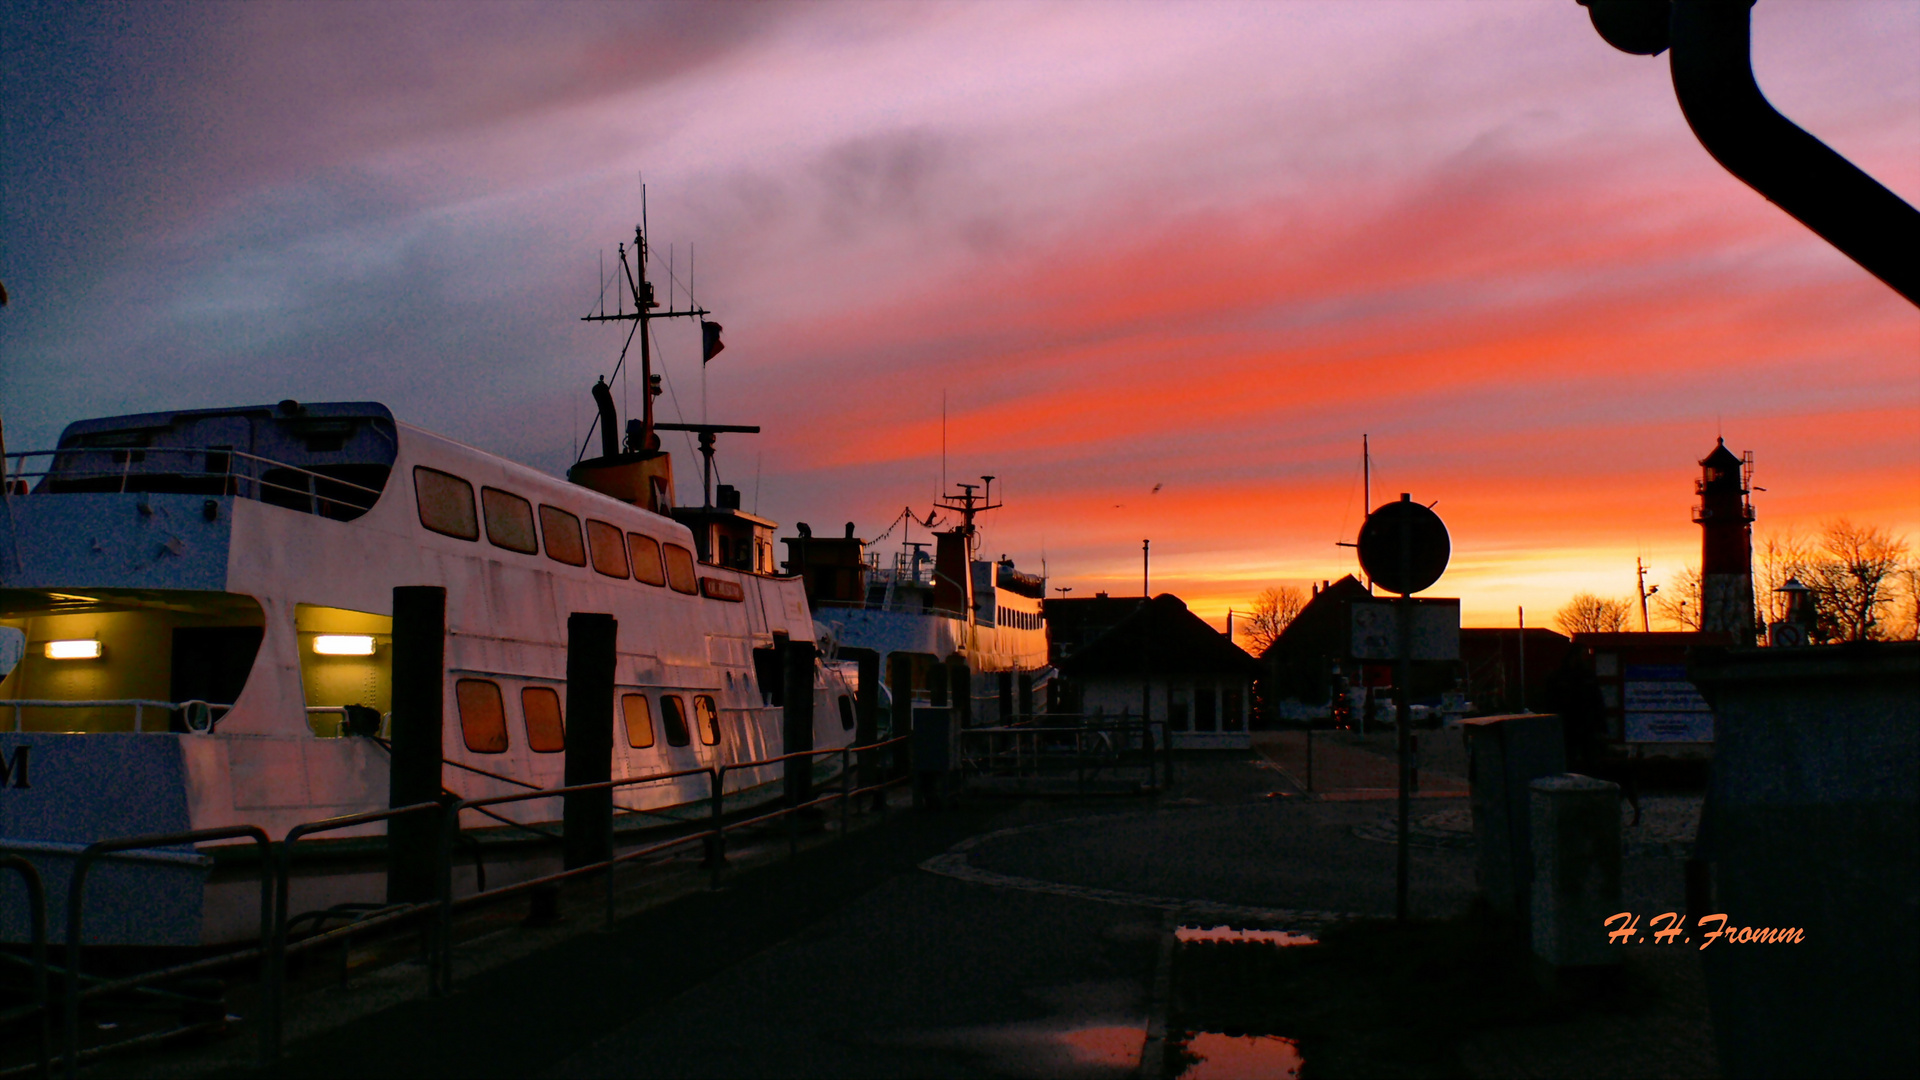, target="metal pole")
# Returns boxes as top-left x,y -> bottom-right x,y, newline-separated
840,747 -> 852,835
707,766 -> 726,888
1517,606 -> 1527,712
1396,494 -> 1414,924
1306,723 -> 1314,792
604,787 -> 617,931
